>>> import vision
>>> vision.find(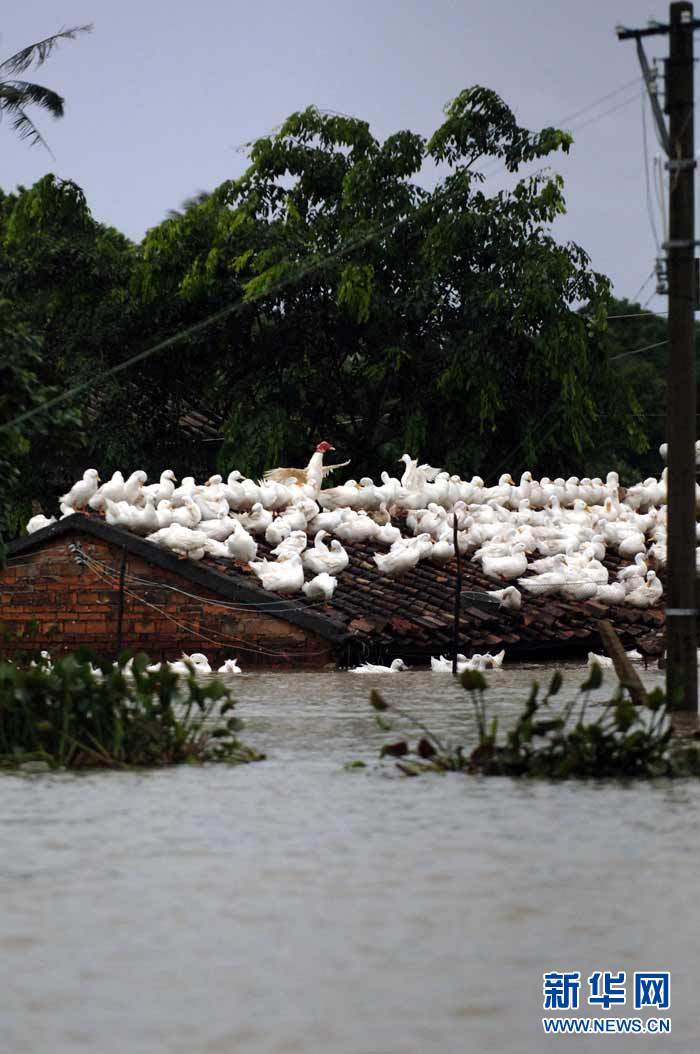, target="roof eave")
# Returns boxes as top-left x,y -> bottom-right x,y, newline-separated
6,515 -> 355,647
